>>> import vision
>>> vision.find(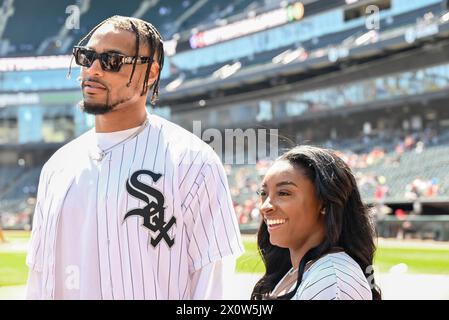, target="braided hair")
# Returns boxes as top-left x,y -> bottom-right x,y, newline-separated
73,15 -> 164,105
